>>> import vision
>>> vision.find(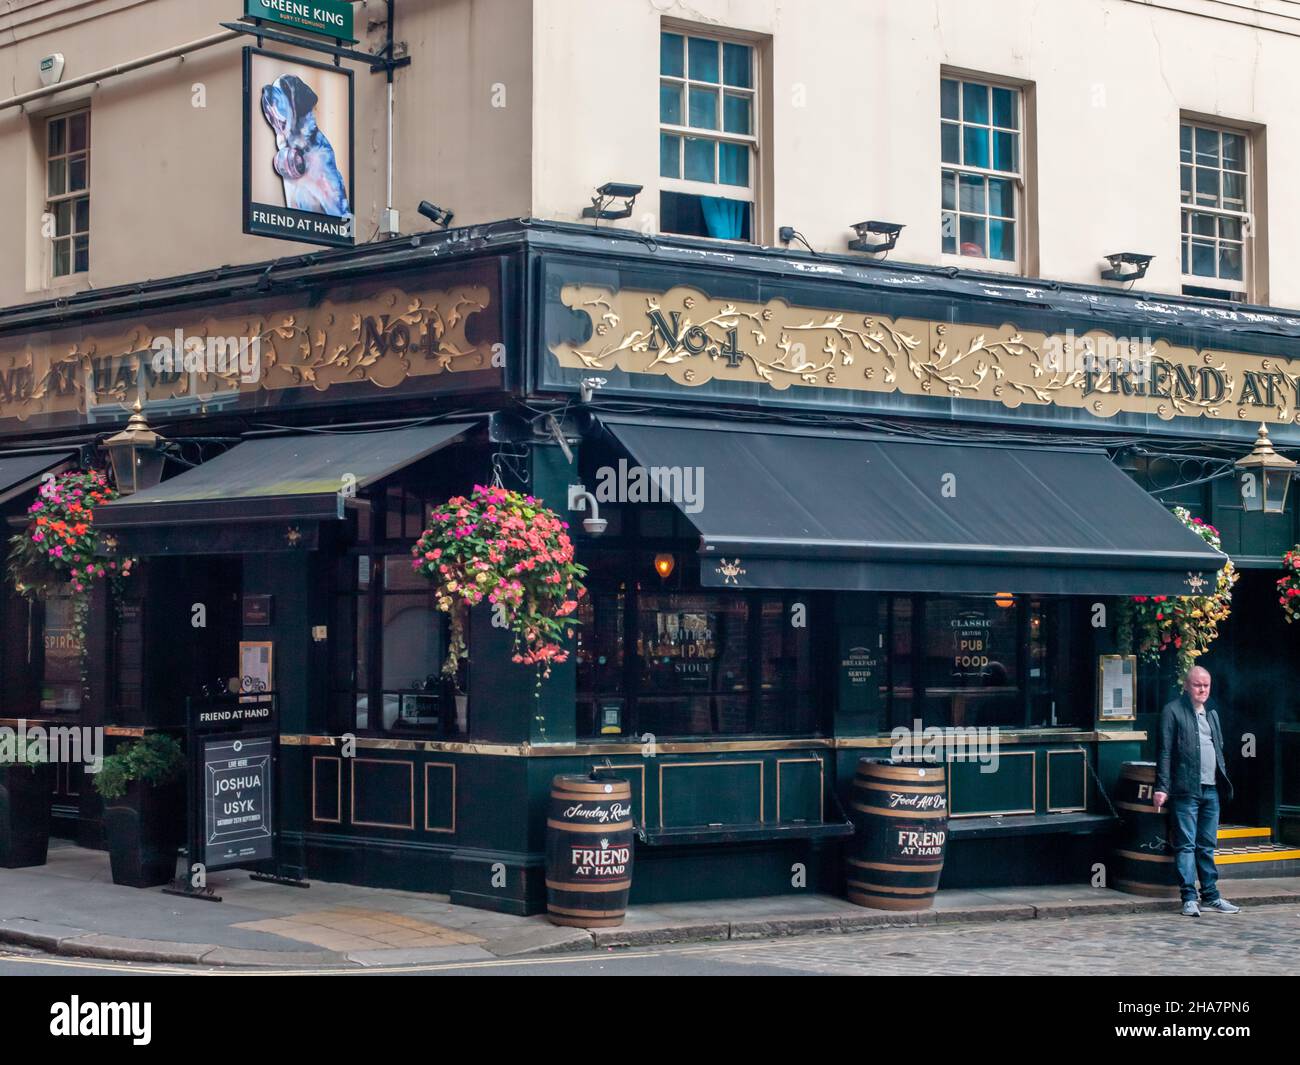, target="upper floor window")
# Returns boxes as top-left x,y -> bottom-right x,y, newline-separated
46,109 -> 90,279
659,30 -> 756,241
941,76 -> 1021,264
1181,121 -> 1249,299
